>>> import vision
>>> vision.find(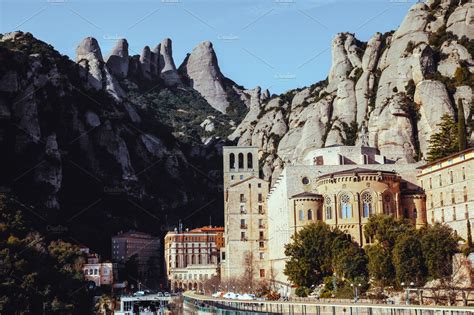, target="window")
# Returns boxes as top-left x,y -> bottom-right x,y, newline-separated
260,269 -> 265,278
258,193 -> 263,203
258,219 -> 264,228
240,219 -> 246,229
307,209 -> 313,220
413,208 -> 417,219
453,206 -> 456,221
430,194 -> 433,209
325,196 -> 332,220
462,167 -> 466,180
231,175 -> 234,180
240,175 -> 244,180
383,193 -> 393,214
451,189 -> 455,204
302,177 -> 310,185
465,205 -> 469,219
240,194 -> 245,202
259,252 -> 264,260
258,205 -> 264,214
240,204 -> 246,213
464,186 -> 468,202
247,153 -> 253,169
229,153 -> 235,169
258,183 -> 262,188
439,174 -> 442,187
450,171 -> 453,184
340,194 -> 352,219
299,210 -> 304,221
259,231 -> 264,240
361,192 -> 373,218
241,232 -> 246,241
440,192 -> 444,207
238,153 -> 244,169
259,241 -> 264,248
429,177 -> 432,189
